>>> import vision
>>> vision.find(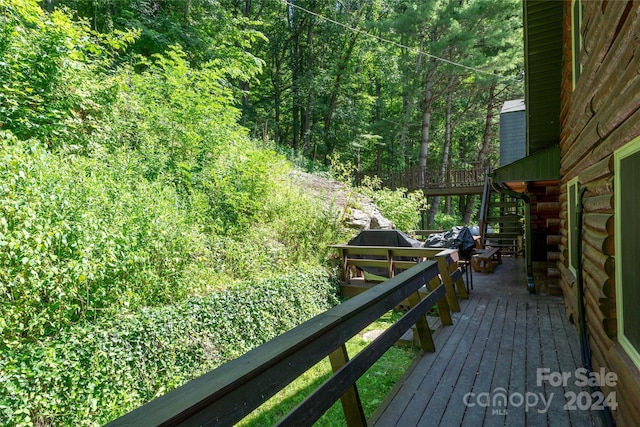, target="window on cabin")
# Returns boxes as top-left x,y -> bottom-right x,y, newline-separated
615,137 -> 640,370
567,177 -> 579,276
572,0 -> 583,89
